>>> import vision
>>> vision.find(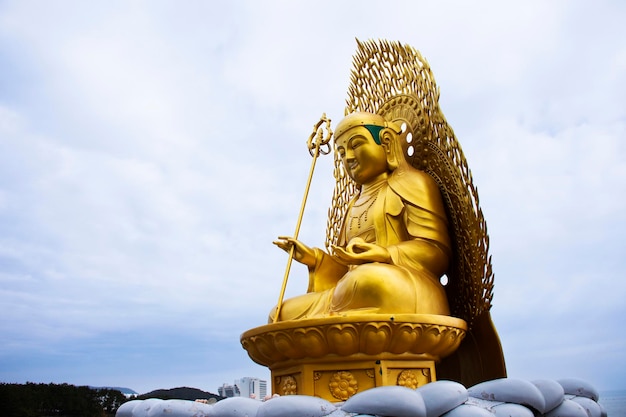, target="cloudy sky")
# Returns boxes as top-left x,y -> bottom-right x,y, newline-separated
1,0 -> 624,395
